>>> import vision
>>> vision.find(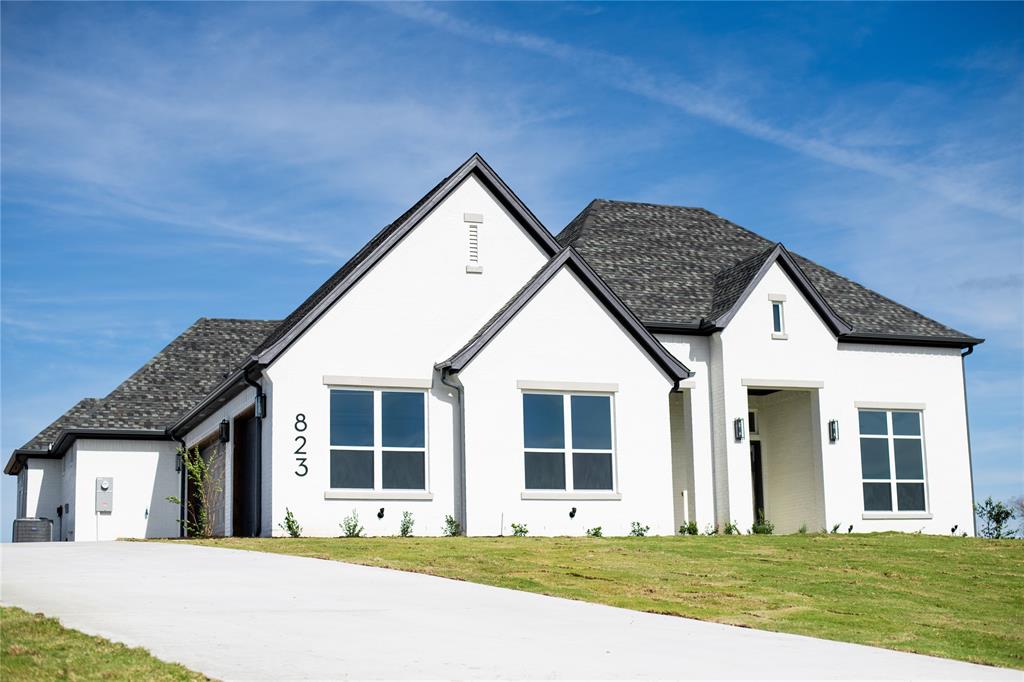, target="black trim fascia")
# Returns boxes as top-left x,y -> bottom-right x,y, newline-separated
255,153 -> 561,366
438,247 -> 694,383
838,332 -> 983,349
50,429 -> 170,457
4,429 -> 170,476
645,320 -> 718,335
4,448 -> 51,475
